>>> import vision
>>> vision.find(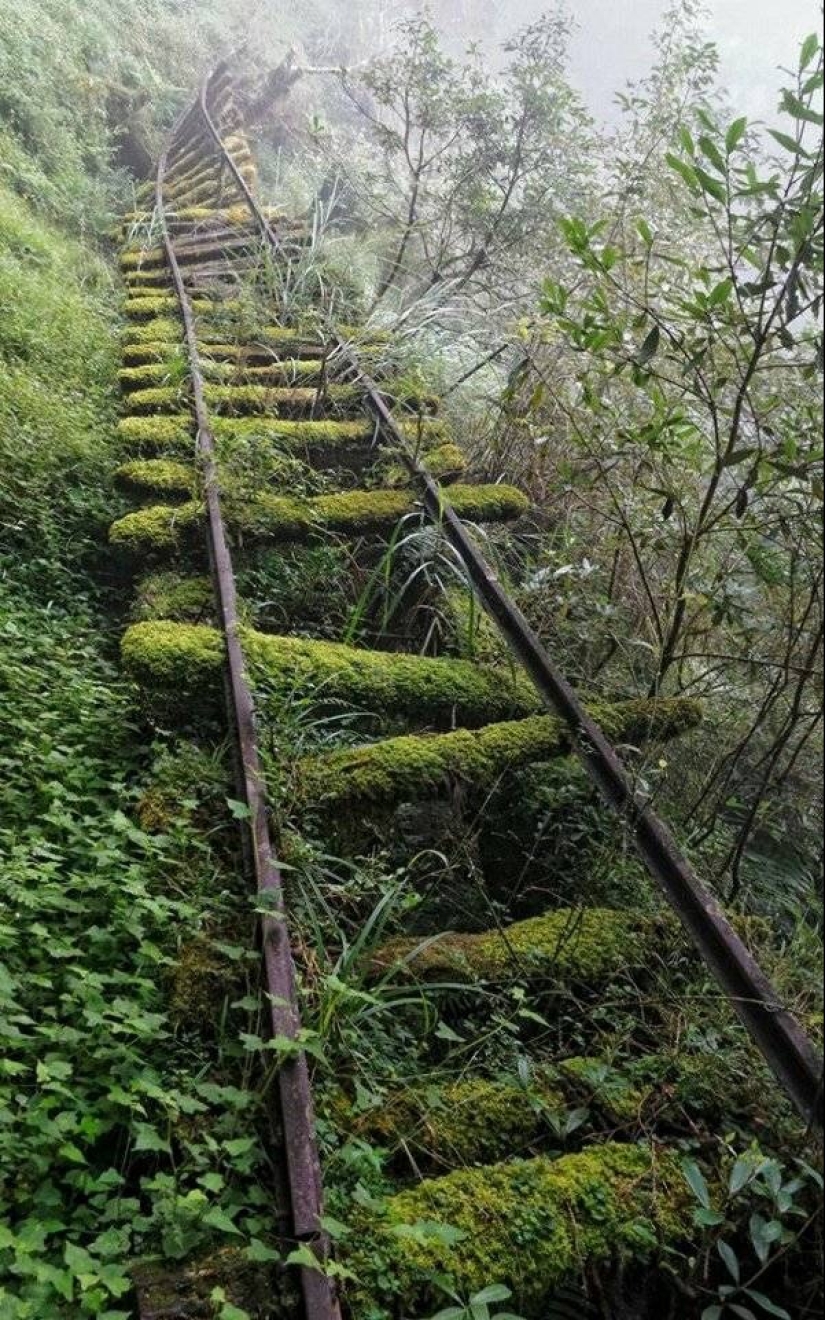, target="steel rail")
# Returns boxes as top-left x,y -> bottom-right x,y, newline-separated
190,66 -> 823,1133
155,92 -> 342,1320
